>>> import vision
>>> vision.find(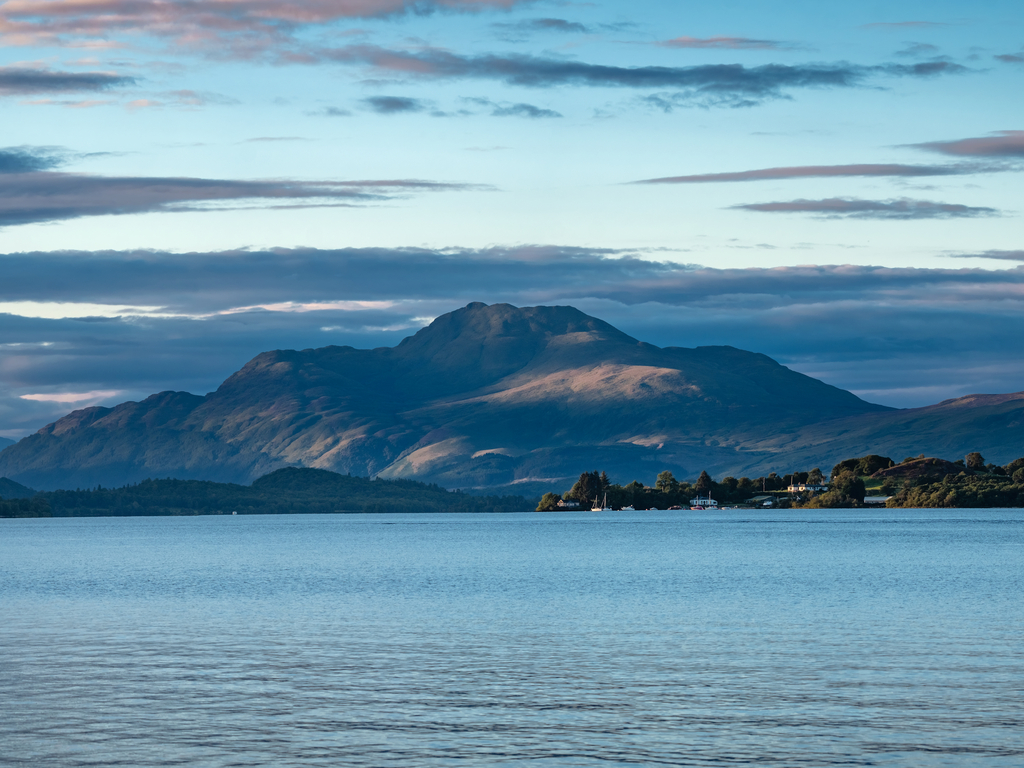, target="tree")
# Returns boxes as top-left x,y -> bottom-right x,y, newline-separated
536,493 -> 561,512
966,452 -> 985,471
1014,468 -> 1024,484
832,455 -> 894,479
1005,457 -> 1024,476
831,471 -> 866,504
599,471 -> 611,490
656,470 -> 679,494
566,471 -> 603,504
624,480 -> 644,504
695,470 -> 713,496
807,468 -> 824,485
